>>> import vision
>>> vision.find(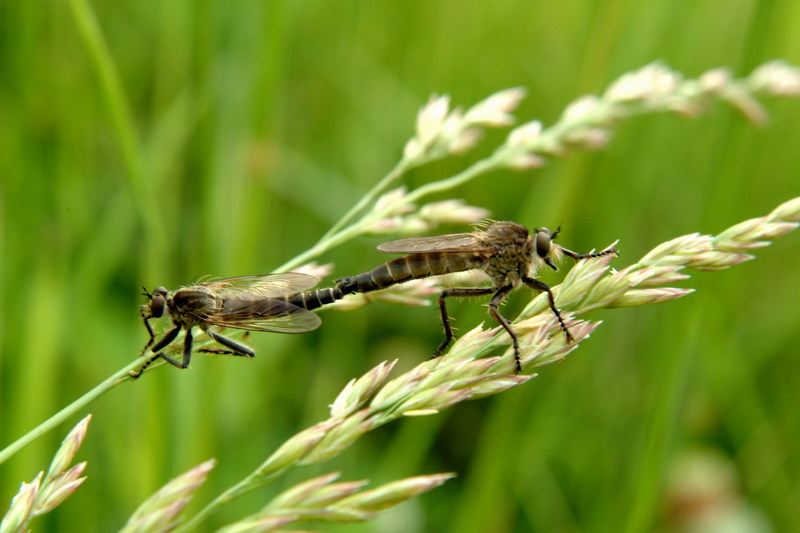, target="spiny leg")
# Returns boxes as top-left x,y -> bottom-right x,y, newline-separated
130,353 -> 158,380
486,285 -> 521,373
197,332 -> 255,356
560,247 -> 618,261
130,325 -> 182,379
434,286 -> 495,357
197,348 -> 240,355
152,328 -> 194,371
151,327 -> 195,370
141,316 -> 158,353
204,329 -> 256,358
522,277 -> 574,342
550,227 -> 617,261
